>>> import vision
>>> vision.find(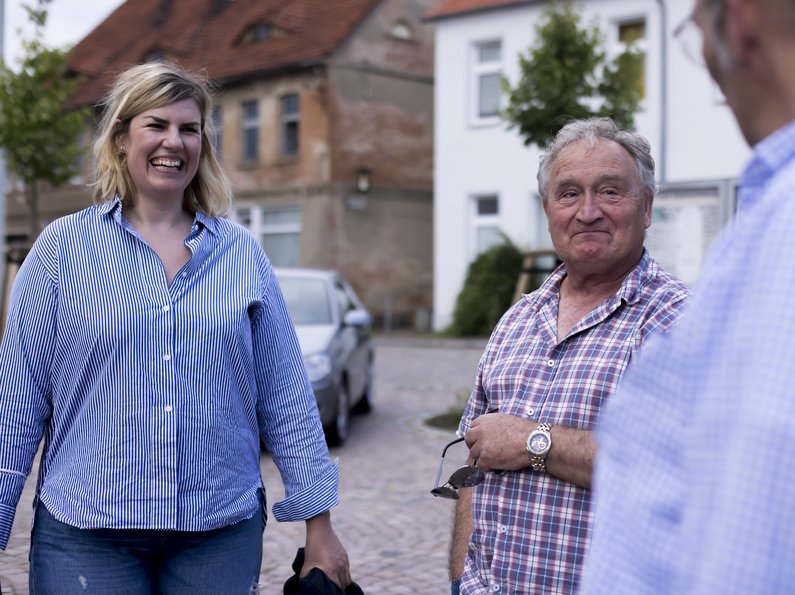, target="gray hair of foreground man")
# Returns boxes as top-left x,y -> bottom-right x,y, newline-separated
537,118 -> 656,202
